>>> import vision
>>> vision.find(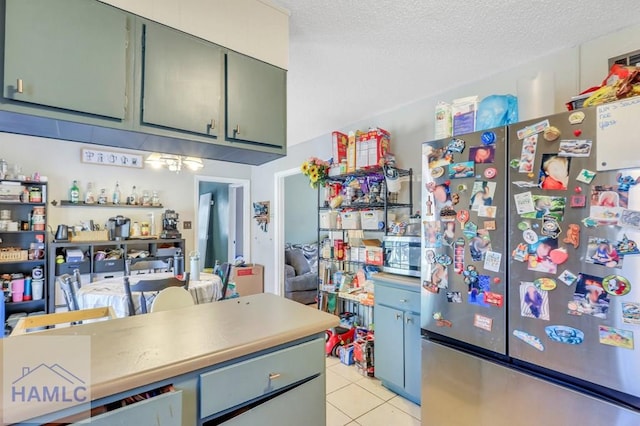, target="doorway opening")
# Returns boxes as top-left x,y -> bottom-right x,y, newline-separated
195,176 -> 250,269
